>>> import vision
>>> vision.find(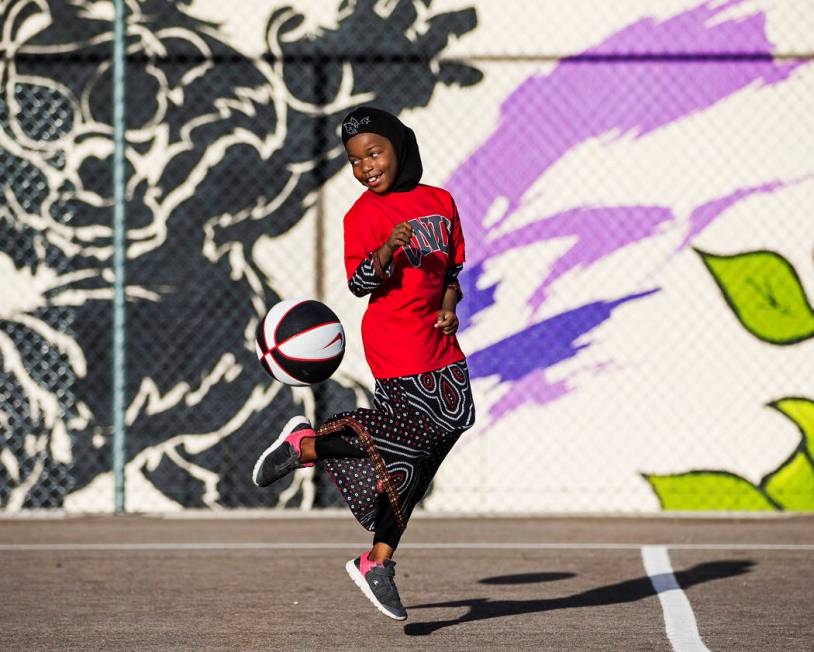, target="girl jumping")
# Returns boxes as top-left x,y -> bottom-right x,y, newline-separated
252,106 -> 475,621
